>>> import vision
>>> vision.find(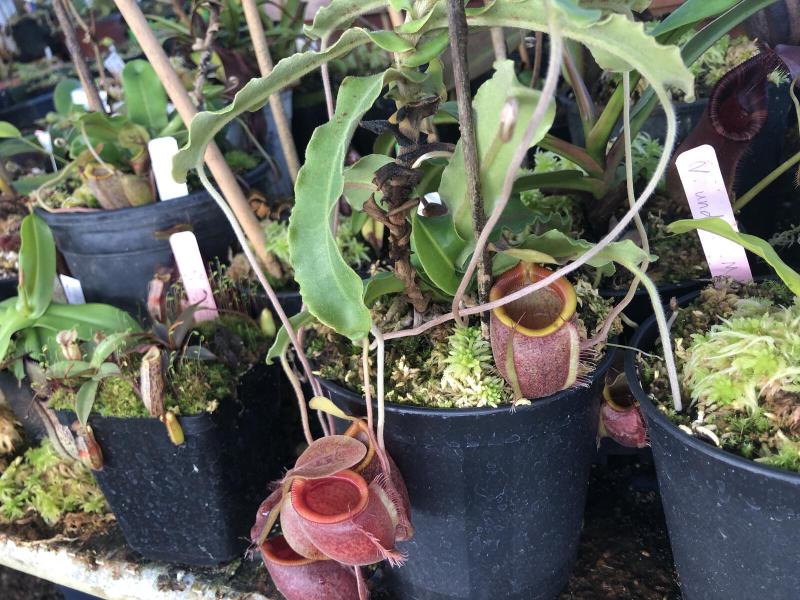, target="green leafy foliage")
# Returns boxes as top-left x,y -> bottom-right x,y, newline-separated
288,74 -> 385,340
266,310 -> 315,365
668,218 -> 800,296
121,60 -> 169,134
0,122 -> 21,138
504,229 -> 653,277
0,214 -> 139,369
53,79 -> 82,116
304,0 -> 391,39
172,28 -> 387,181
438,60 -> 556,240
